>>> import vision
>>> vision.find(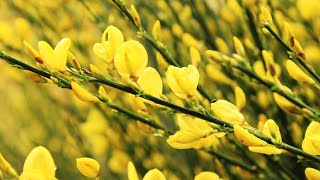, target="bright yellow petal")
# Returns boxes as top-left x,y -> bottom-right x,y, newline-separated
166,65 -> 199,99
305,121 -> 320,138
76,158 -> 100,178
23,146 -> 55,179
137,67 -> 163,97
194,171 -> 220,180
211,100 -> 245,125
302,138 -> 320,155
305,168 -> 320,180
53,38 -> 71,71
114,40 -> 148,79
234,125 -> 267,147
234,86 -> 246,111
166,130 -> 202,149
286,60 -> 315,84
143,169 -> 166,180
262,119 -> 282,142
249,146 -> 283,155
128,161 -> 139,180
71,82 -> 99,103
